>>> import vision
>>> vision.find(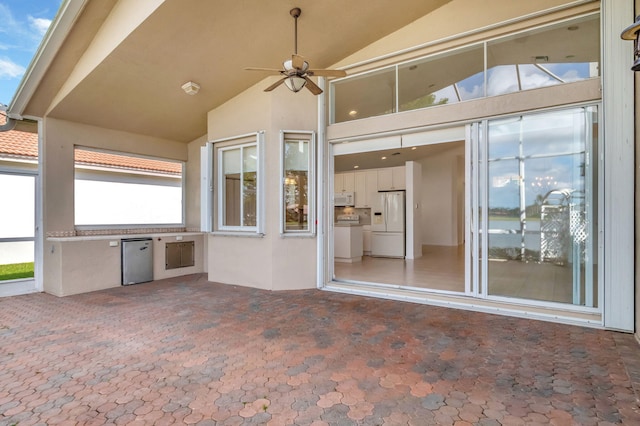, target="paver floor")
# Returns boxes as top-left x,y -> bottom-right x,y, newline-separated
1,273 -> 639,425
